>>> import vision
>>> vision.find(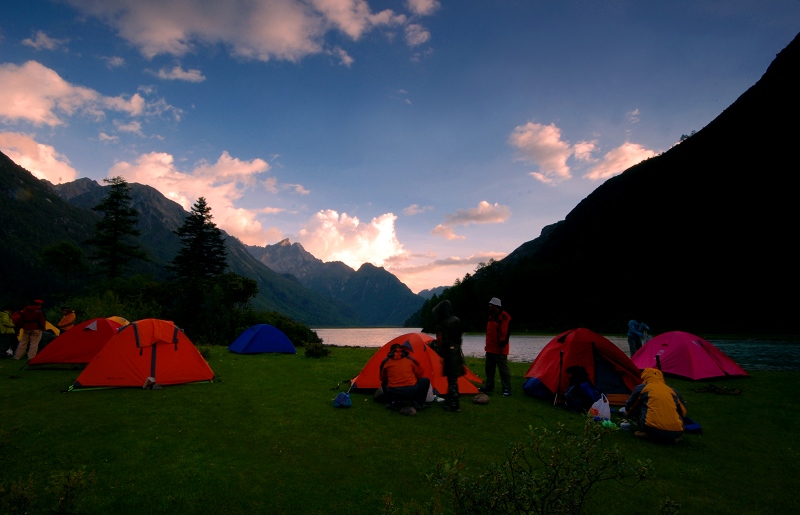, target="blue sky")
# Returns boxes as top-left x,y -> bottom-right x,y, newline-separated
1,1 -> 798,293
